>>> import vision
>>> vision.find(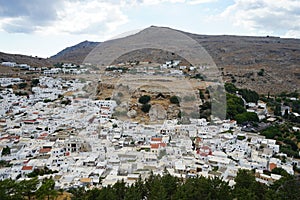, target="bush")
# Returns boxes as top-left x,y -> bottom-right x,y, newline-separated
225,83 -> 238,94
199,90 -> 205,99
138,95 -> 151,104
43,99 -> 52,103
18,82 -> 27,89
226,93 -> 246,119
1,146 -> 10,156
257,69 -> 264,76
141,104 -> 151,113
31,79 -> 39,87
235,112 -> 259,124
170,96 -> 180,104
238,88 -> 259,103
